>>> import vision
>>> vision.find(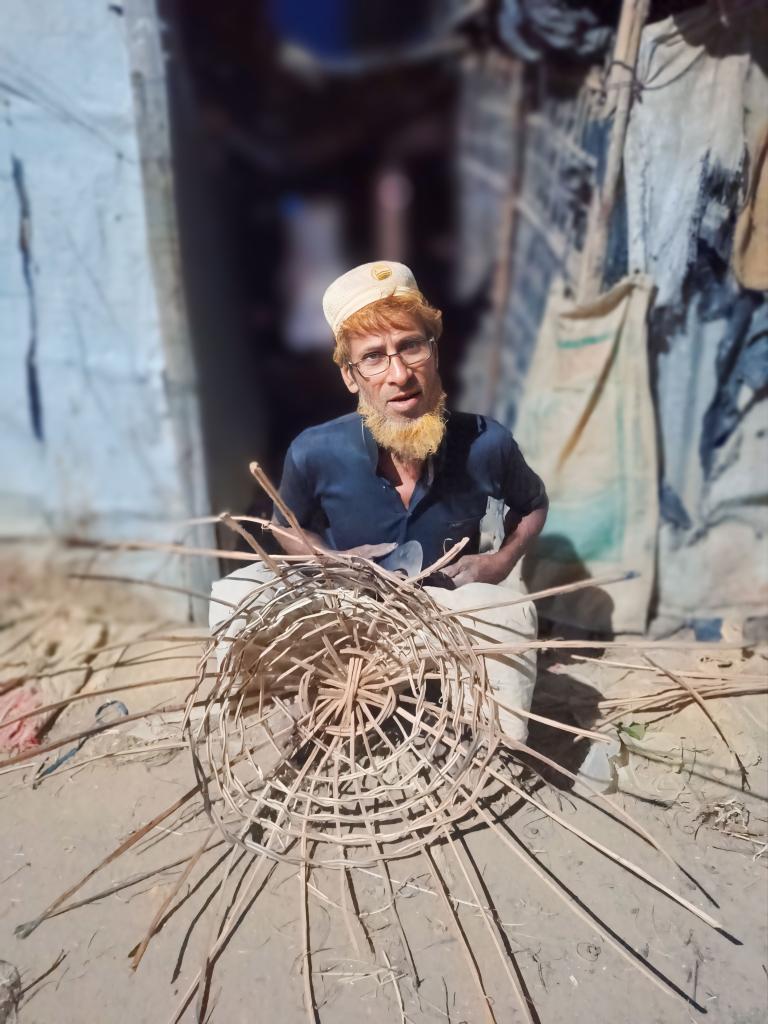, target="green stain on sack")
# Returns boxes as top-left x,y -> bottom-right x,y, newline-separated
536,487 -> 625,563
556,331 -> 613,349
